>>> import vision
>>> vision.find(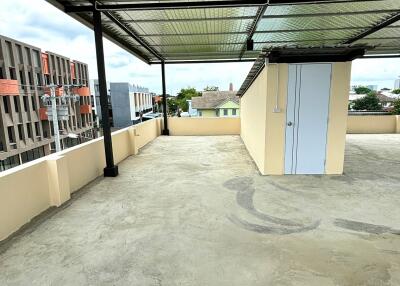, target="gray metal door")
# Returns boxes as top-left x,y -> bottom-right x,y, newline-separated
284,63 -> 332,174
